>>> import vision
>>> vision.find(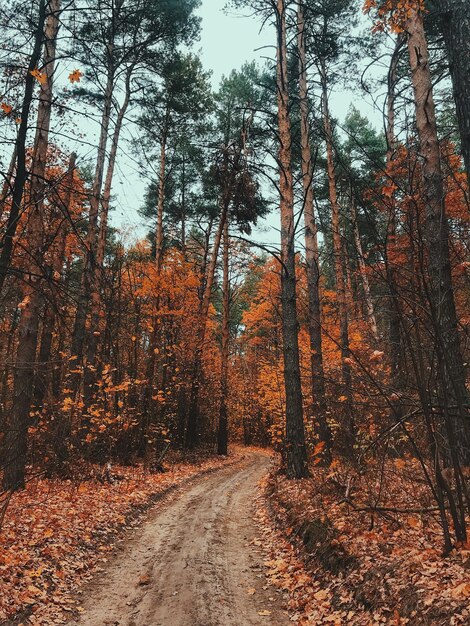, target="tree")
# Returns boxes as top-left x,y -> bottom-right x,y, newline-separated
432,0 -> 470,184
217,218 -> 230,455
0,0 -> 47,295
340,106 -> 386,344
276,0 -> 309,478
305,0 -> 358,449
186,64 -> 267,449
70,0 -> 201,409
366,0 -> 470,550
137,52 -> 213,269
3,0 -> 61,490
296,0 -> 331,462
